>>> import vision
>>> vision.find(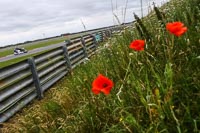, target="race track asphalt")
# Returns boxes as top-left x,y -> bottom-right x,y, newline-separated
0,42 -> 65,62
